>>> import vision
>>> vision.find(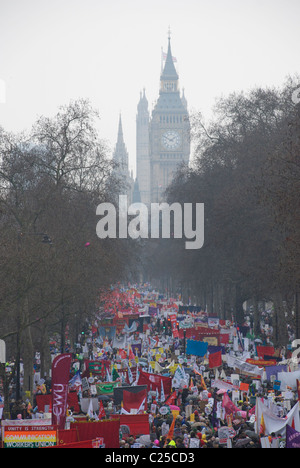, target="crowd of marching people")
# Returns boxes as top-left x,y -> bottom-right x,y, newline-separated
2,283 -> 300,449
